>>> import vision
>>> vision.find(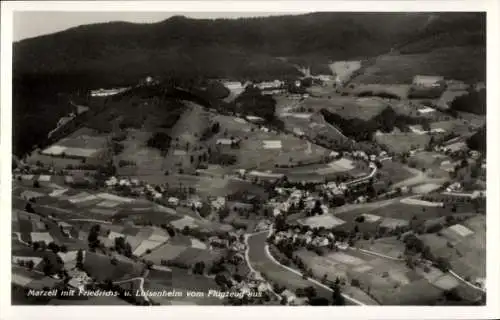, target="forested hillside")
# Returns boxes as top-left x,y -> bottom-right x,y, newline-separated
12,12 -> 485,156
